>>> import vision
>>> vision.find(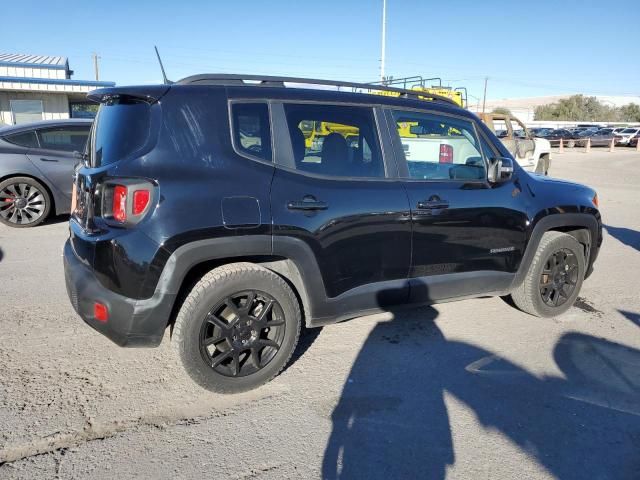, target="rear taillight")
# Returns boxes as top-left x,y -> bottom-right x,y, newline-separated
103,180 -> 154,226
112,185 -> 128,222
133,190 -> 150,215
439,144 -> 453,163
